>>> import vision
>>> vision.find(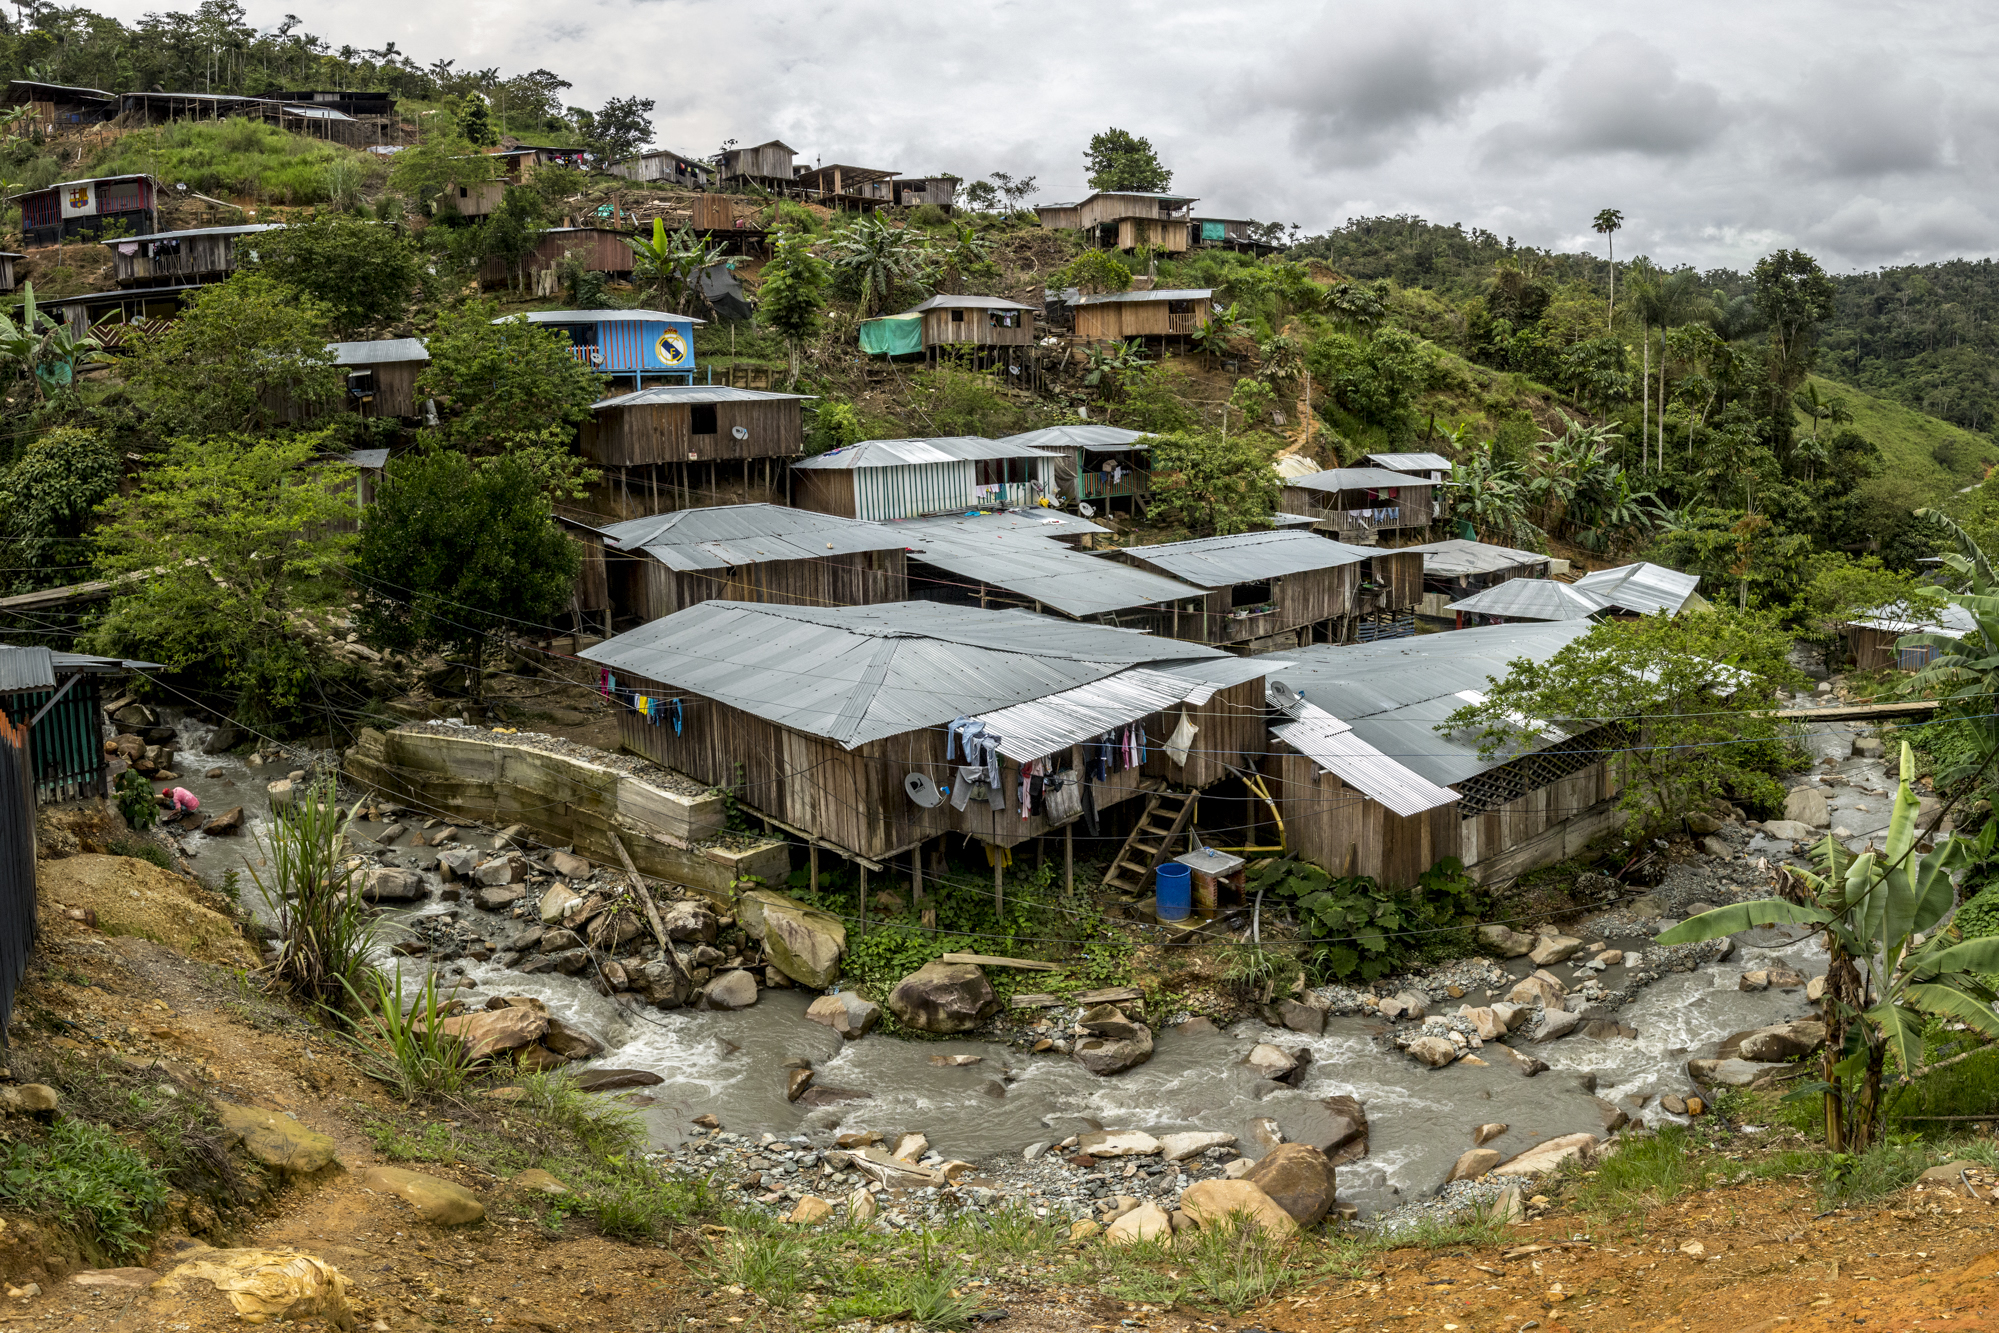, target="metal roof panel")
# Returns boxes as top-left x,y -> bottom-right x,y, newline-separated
907,531 -> 1204,617
329,337 -> 429,365
1365,451 -> 1454,472
792,437 -> 1055,470
1284,467 -> 1441,493
1446,580 -> 1608,620
1571,562 -> 1703,615
1402,538 -> 1551,578
597,504 -> 908,571
592,385 -> 812,408
1120,529 -> 1367,586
